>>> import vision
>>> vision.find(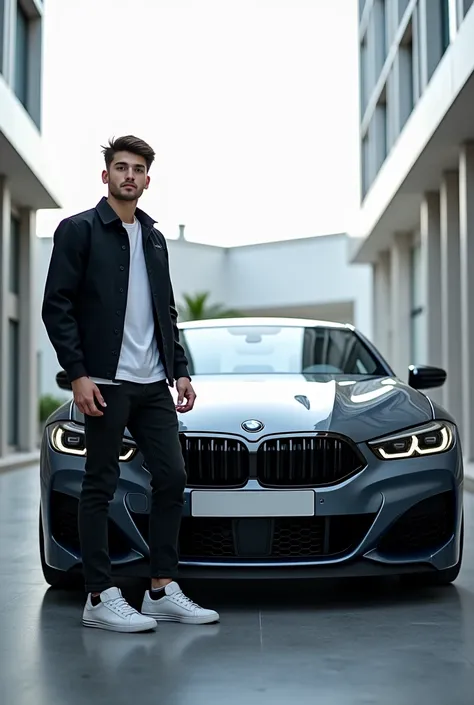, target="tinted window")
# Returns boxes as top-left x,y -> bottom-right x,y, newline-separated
15,2 -> 29,108
180,325 -> 385,376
